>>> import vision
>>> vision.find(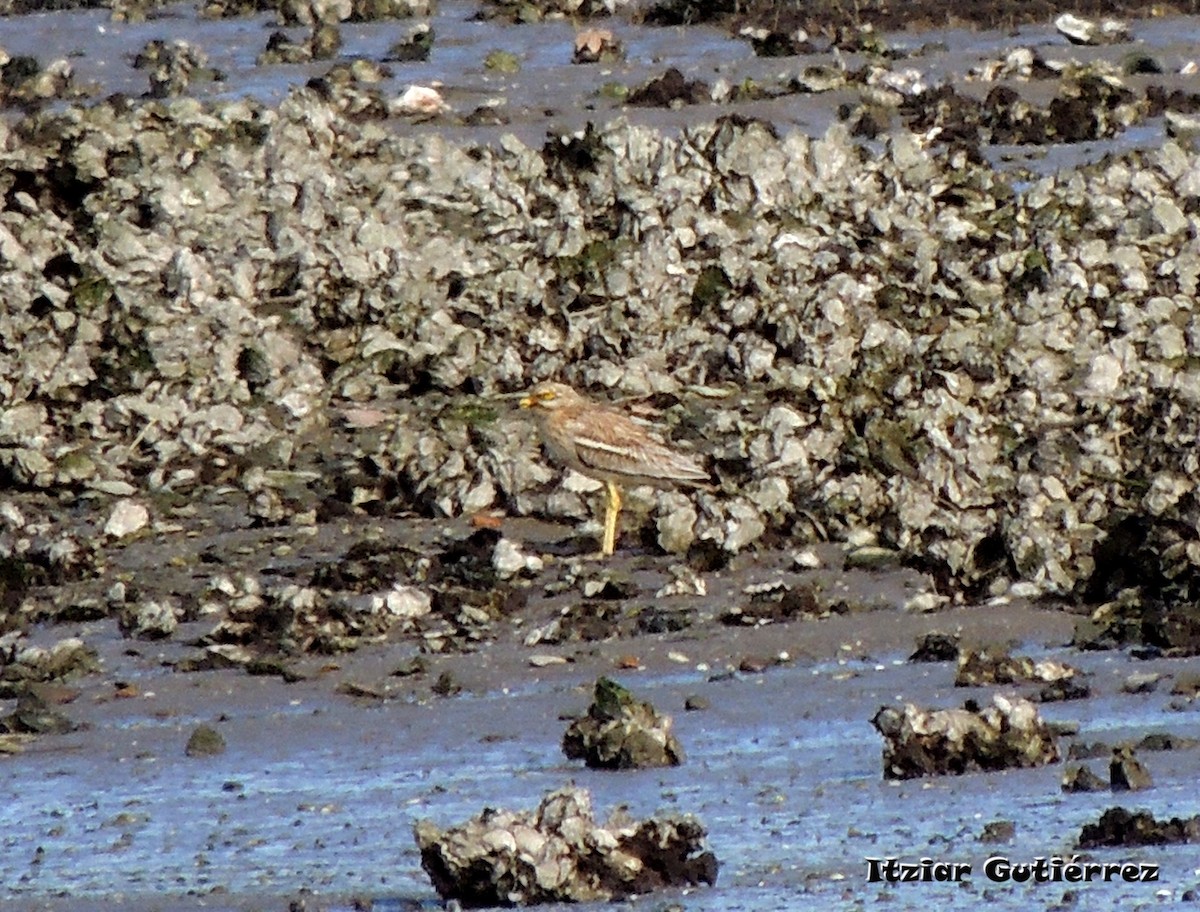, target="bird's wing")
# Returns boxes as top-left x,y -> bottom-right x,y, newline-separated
560,406 -> 709,485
